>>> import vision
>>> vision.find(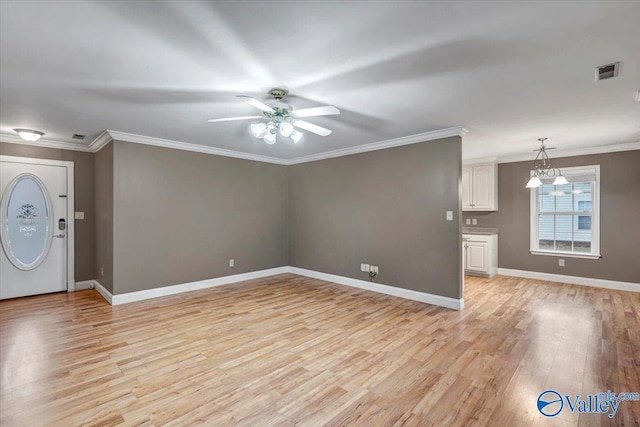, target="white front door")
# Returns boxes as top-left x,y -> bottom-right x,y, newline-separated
0,159 -> 68,299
